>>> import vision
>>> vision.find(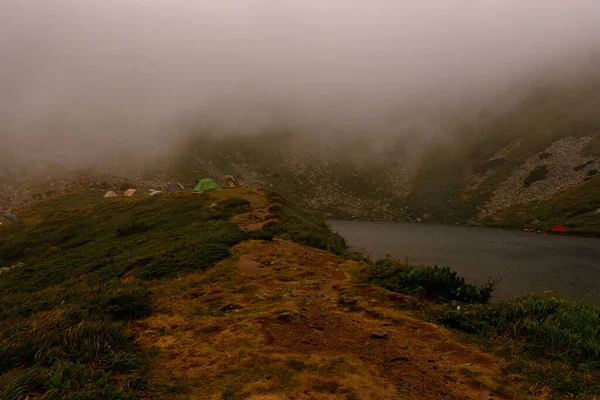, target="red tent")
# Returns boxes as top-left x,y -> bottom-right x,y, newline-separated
551,225 -> 566,232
